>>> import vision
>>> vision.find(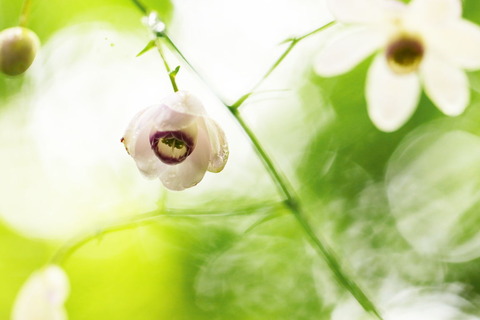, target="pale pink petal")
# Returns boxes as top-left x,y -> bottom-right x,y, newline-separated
408,0 -> 461,24
161,90 -> 206,117
328,0 -> 406,24
158,120 -> 210,191
203,118 -> 229,173
122,105 -> 158,157
314,27 -> 386,77
426,20 -> 480,70
12,265 -> 69,320
366,54 -> 421,132
421,54 -> 469,116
